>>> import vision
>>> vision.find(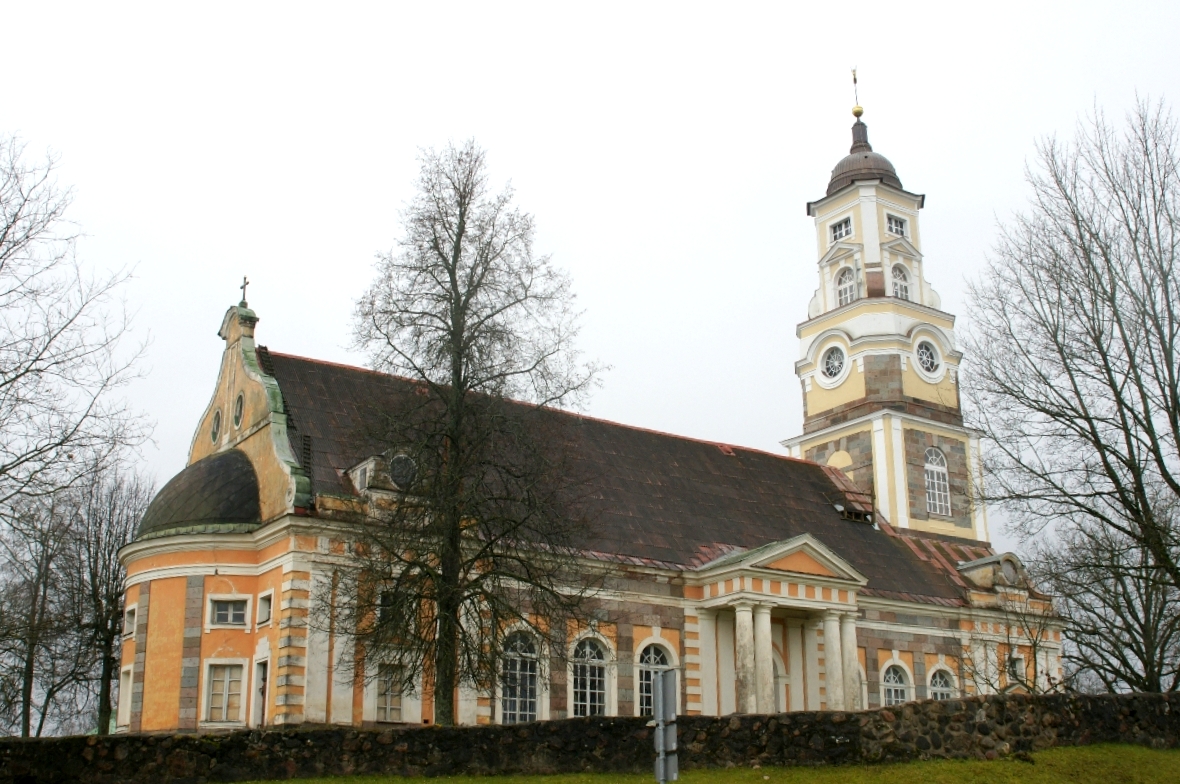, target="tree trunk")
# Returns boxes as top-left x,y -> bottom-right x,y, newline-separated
97,641 -> 115,735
